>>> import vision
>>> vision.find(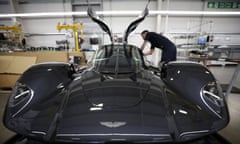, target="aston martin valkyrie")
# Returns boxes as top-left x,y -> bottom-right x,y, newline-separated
4,4 -> 229,144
